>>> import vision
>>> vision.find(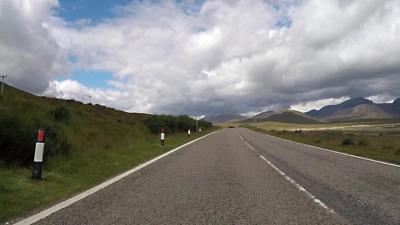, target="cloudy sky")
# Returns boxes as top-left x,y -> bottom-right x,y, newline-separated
1,0 -> 400,116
